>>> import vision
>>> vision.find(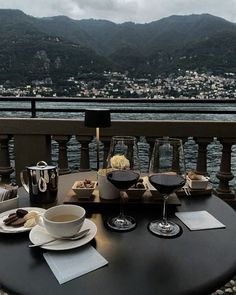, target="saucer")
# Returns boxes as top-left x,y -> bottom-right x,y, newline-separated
0,207 -> 46,233
29,219 -> 97,250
